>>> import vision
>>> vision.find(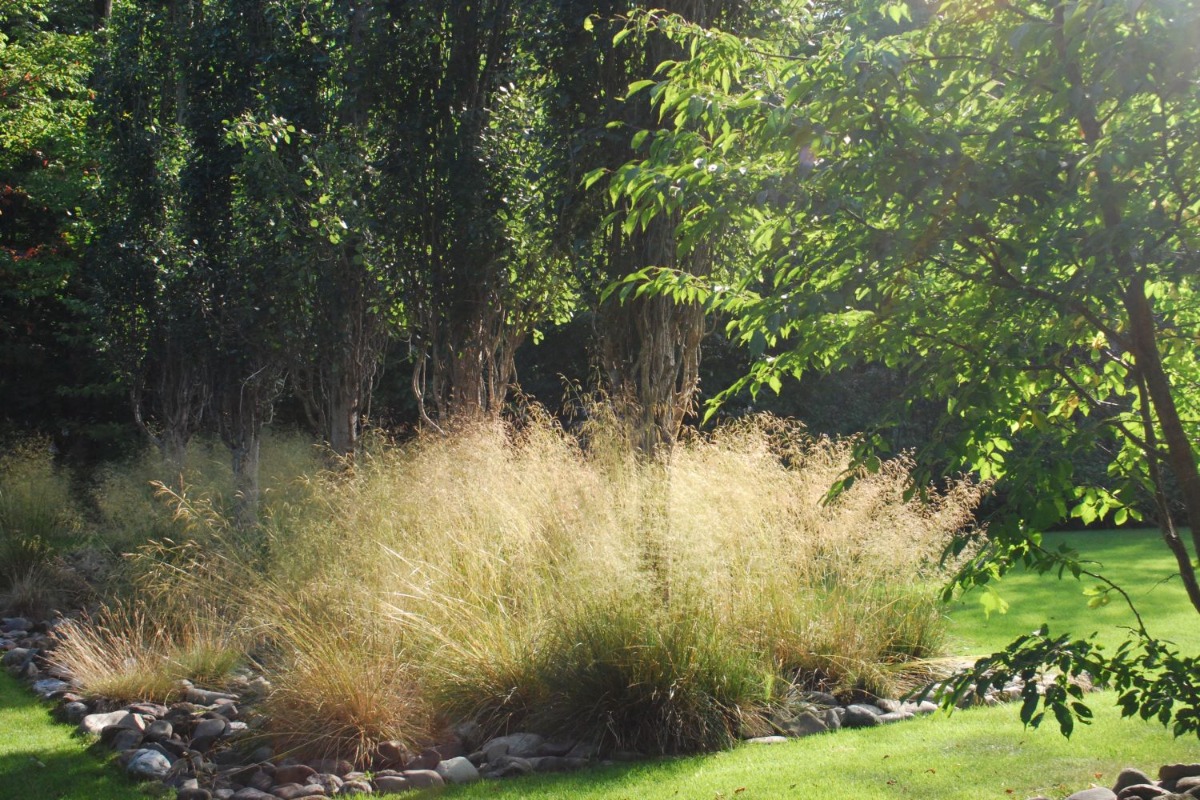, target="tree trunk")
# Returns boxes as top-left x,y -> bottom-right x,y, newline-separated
598,218 -> 707,456
1126,281 -> 1200,614
1053,6 -> 1200,613
212,360 -> 281,529
327,367 -> 360,460
93,0 -> 112,28
230,432 -> 261,531
416,300 -> 523,426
